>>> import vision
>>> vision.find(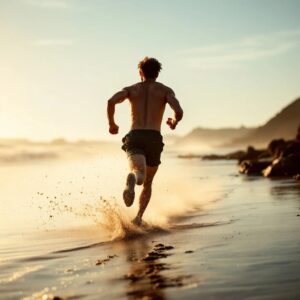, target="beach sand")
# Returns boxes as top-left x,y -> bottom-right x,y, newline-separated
0,147 -> 300,300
